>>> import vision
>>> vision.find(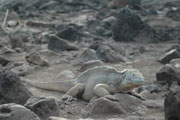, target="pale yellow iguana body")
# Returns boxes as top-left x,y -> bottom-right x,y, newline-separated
23,66 -> 144,101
